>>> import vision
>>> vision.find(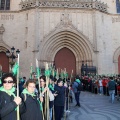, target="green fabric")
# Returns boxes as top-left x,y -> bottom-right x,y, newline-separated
12,63 -> 19,75
45,69 -> 51,77
49,84 -> 54,91
20,79 -> 24,82
38,100 -> 43,111
75,79 -> 81,84
0,86 -> 16,97
22,89 -> 36,97
40,87 -> 44,92
36,67 -> 41,78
